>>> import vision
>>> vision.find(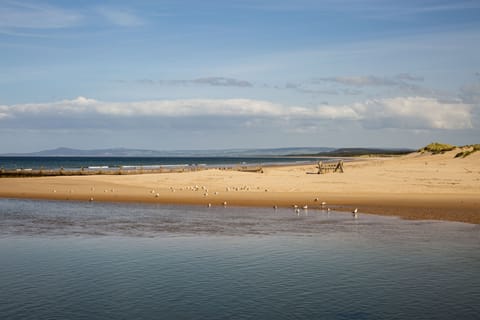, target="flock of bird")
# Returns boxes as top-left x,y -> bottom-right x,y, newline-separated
52,184 -> 360,218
